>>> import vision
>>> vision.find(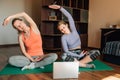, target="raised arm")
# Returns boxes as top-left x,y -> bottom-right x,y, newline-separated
2,12 -> 38,29
49,5 -> 77,32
